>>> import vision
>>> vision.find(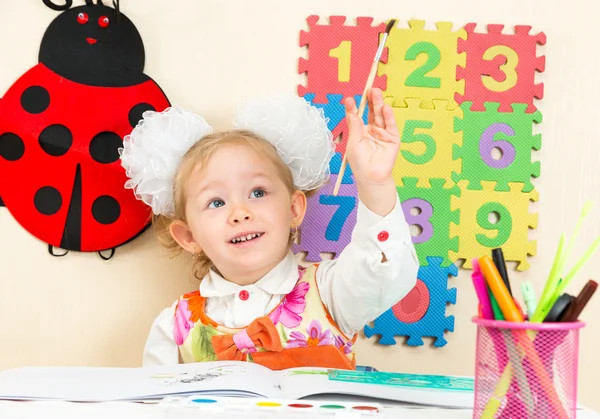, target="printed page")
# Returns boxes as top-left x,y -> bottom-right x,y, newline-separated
277,368 -> 474,409
0,361 -> 282,402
